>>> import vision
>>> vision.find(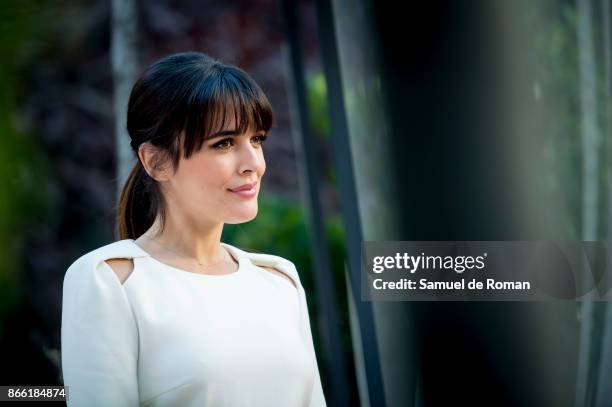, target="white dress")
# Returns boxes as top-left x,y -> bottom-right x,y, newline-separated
61,239 -> 327,407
